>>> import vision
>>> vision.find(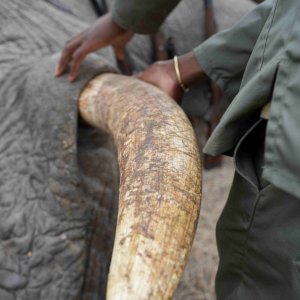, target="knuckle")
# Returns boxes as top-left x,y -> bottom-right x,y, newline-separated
73,49 -> 86,61
72,52 -> 82,62
64,44 -> 73,52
